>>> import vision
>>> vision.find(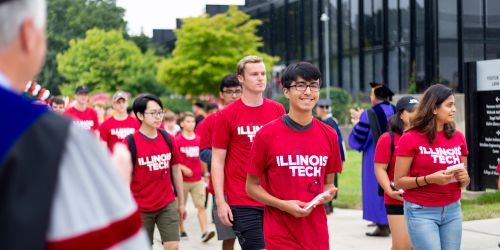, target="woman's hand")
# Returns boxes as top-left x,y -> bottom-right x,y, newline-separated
427,170 -> 454,185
